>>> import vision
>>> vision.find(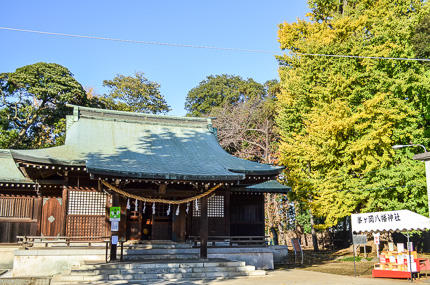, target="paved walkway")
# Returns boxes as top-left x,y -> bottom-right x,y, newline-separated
207,269 -> 411,285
